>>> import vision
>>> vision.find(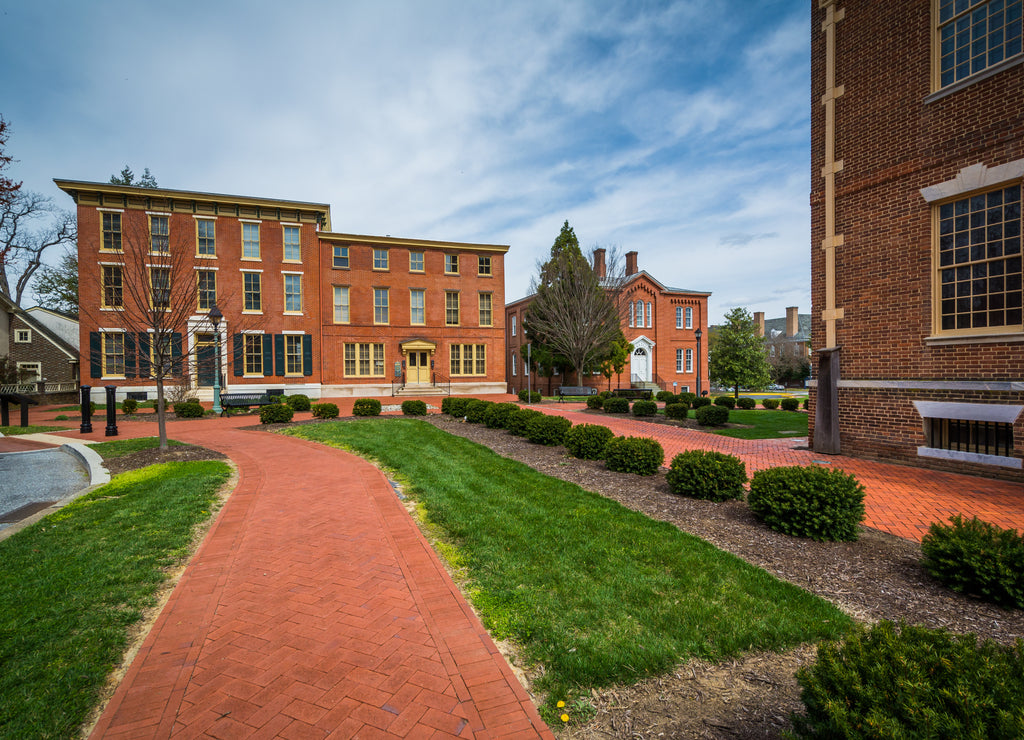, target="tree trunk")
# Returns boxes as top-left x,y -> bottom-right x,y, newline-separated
156,380 -> 168,451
